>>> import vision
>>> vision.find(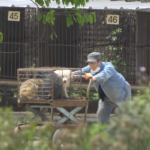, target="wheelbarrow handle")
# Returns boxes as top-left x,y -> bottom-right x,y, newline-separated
73,75 -> 85,78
